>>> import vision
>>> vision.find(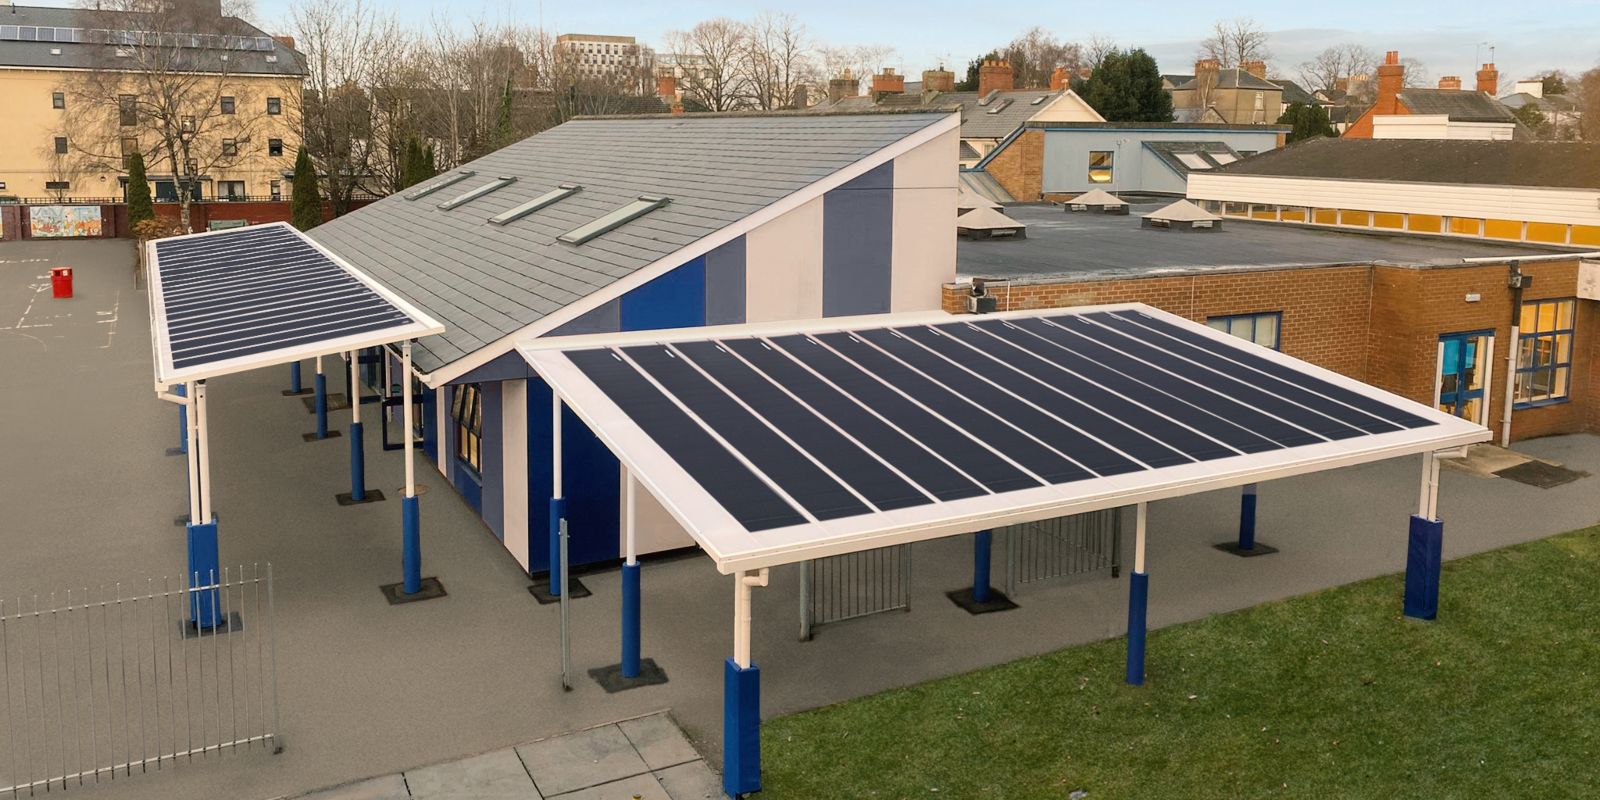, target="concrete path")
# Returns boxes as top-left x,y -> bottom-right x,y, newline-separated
292,713 -> 718,800
5,238 -> 1600,800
